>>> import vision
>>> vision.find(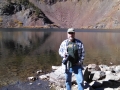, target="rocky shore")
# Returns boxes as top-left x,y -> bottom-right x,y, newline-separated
1,63 -> 120,90
39,64 -> 120,90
